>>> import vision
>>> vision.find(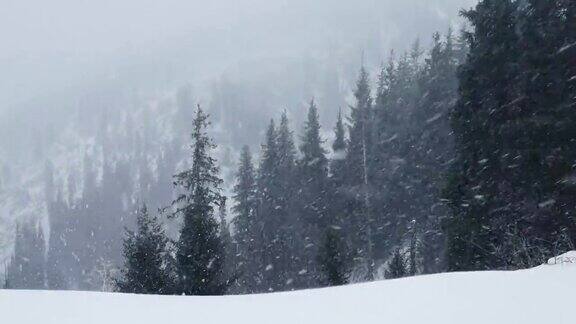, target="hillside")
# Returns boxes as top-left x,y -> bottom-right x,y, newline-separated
2,251 -> 574,324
